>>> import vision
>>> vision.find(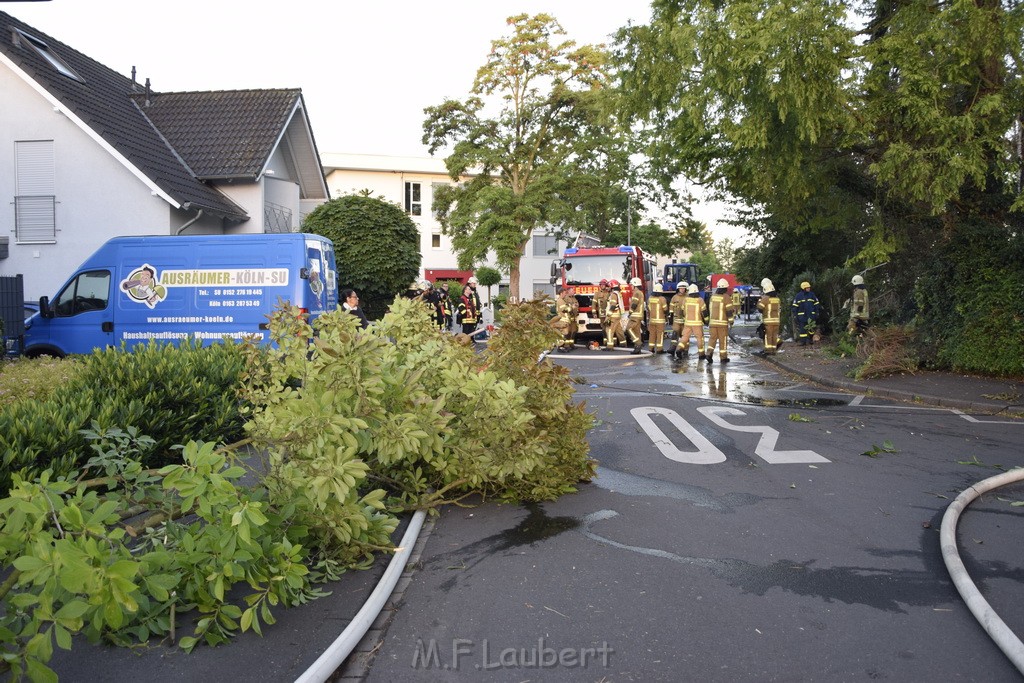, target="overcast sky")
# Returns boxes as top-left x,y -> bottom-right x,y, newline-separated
5,0 -> 742,244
